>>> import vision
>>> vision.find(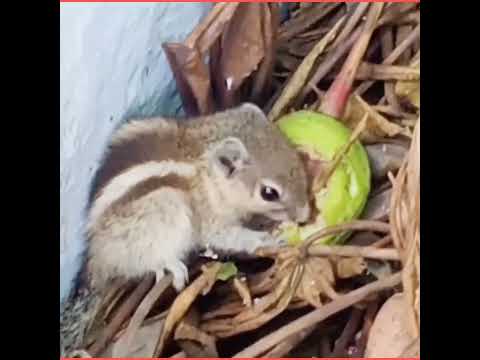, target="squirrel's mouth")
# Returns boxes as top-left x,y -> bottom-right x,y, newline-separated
241,213 -> 281,232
